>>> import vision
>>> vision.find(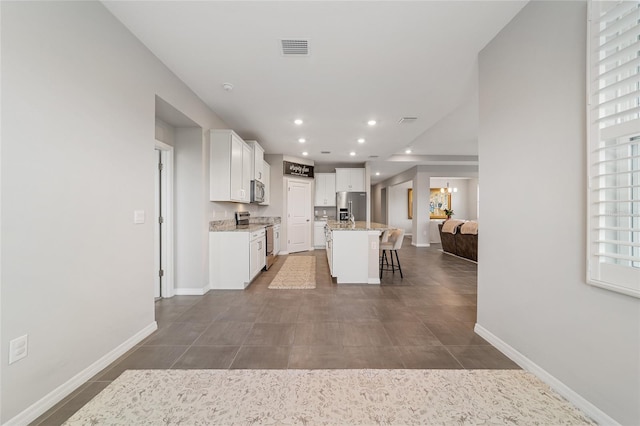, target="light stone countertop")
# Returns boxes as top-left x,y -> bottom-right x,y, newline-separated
326,220 -> 394,232
209,223 -> 268,232
210,216 -> 281,232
